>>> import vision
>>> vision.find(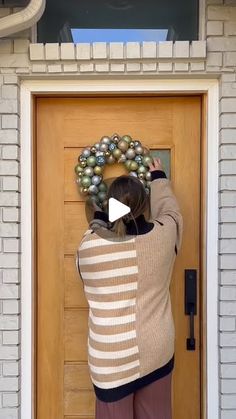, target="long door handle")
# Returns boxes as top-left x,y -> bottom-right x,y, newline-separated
185,269 -> 197,351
